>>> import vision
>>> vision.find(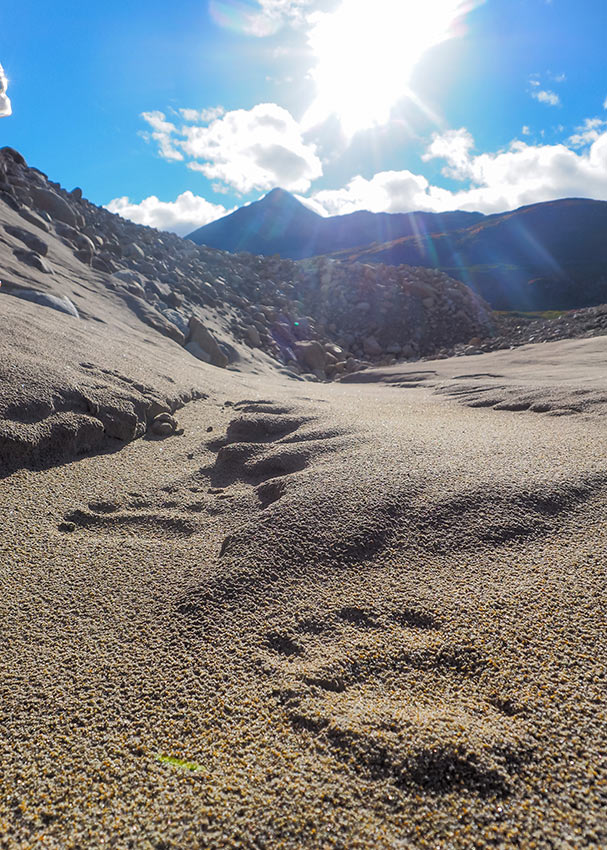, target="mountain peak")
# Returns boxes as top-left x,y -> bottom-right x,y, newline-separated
258,187 -> 310,210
